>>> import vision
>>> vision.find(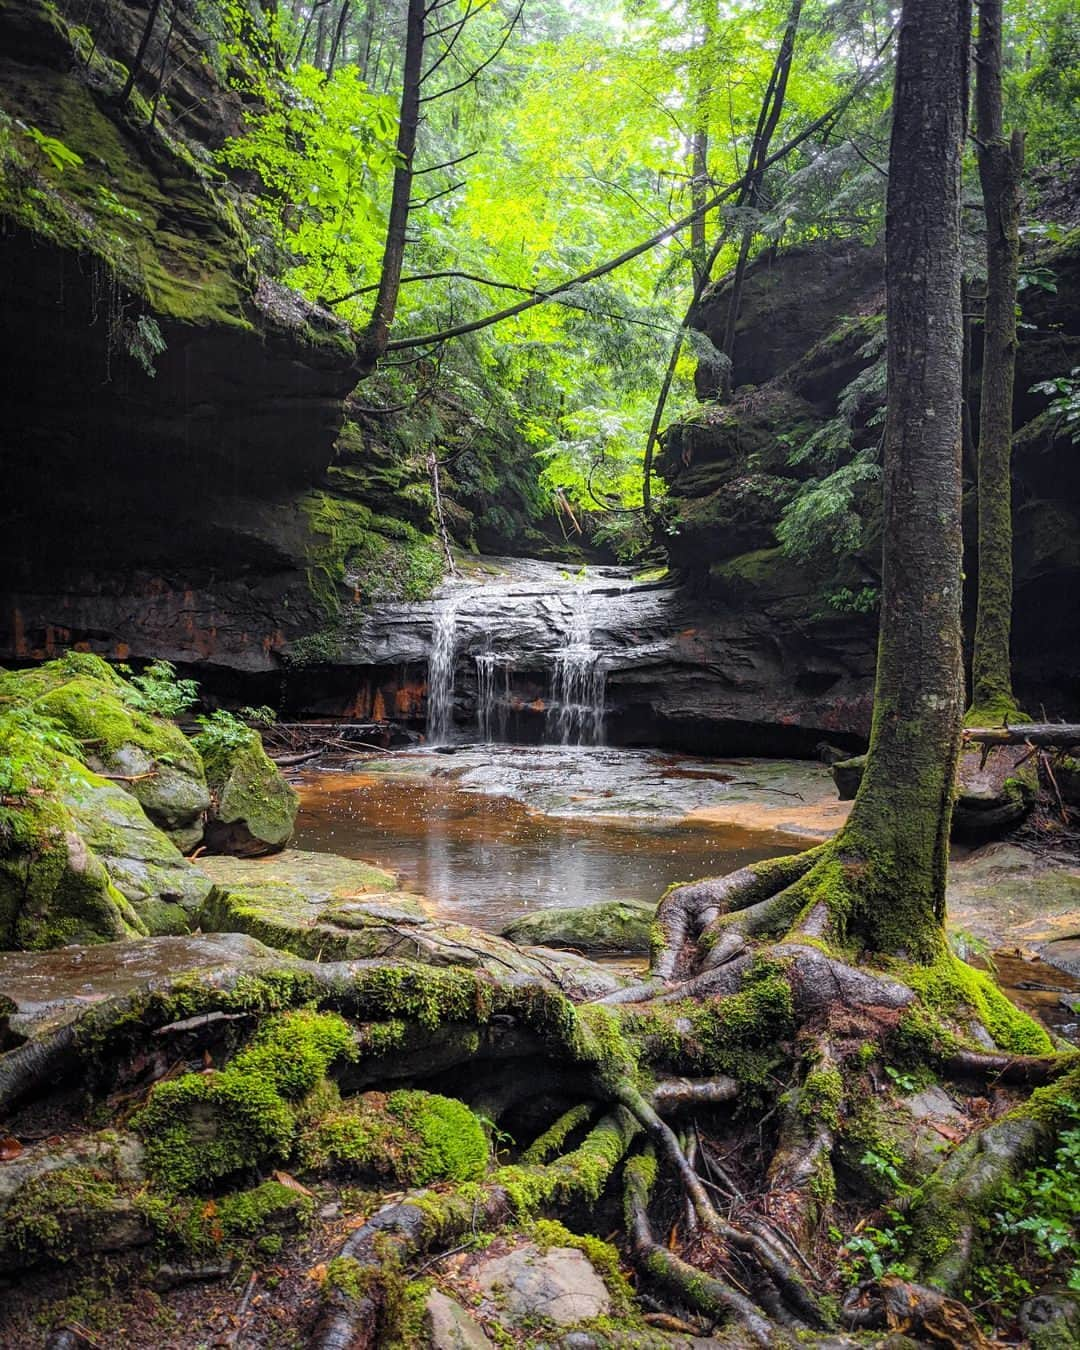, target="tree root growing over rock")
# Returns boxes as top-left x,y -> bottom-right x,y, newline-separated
1,878 -> 1078,1348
